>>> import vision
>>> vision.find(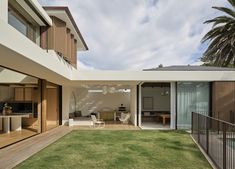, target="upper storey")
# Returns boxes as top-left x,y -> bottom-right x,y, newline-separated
7,0 -> 51,45
4,0 -> 87,69
43,7 -> 88,68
